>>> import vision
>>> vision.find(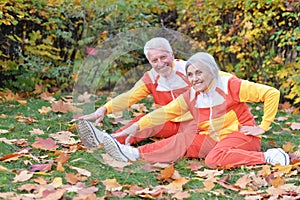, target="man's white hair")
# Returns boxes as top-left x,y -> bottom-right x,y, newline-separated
186,52 -> 220,78
144,37 -> 173,59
